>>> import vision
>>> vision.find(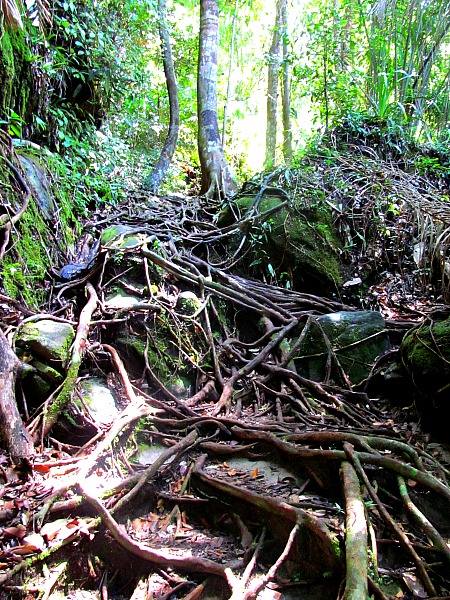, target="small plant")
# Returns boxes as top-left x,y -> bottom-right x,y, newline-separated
0,110 -> 24,137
